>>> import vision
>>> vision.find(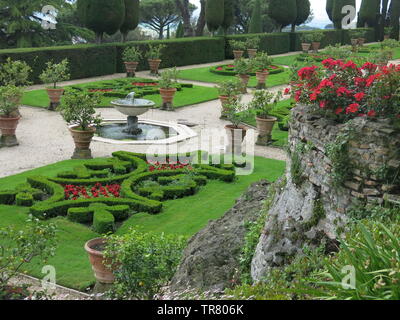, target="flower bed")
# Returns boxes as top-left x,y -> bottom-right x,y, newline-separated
64,183 -> 121,200
210,64 -> 284,76
289,58 -> 400,121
